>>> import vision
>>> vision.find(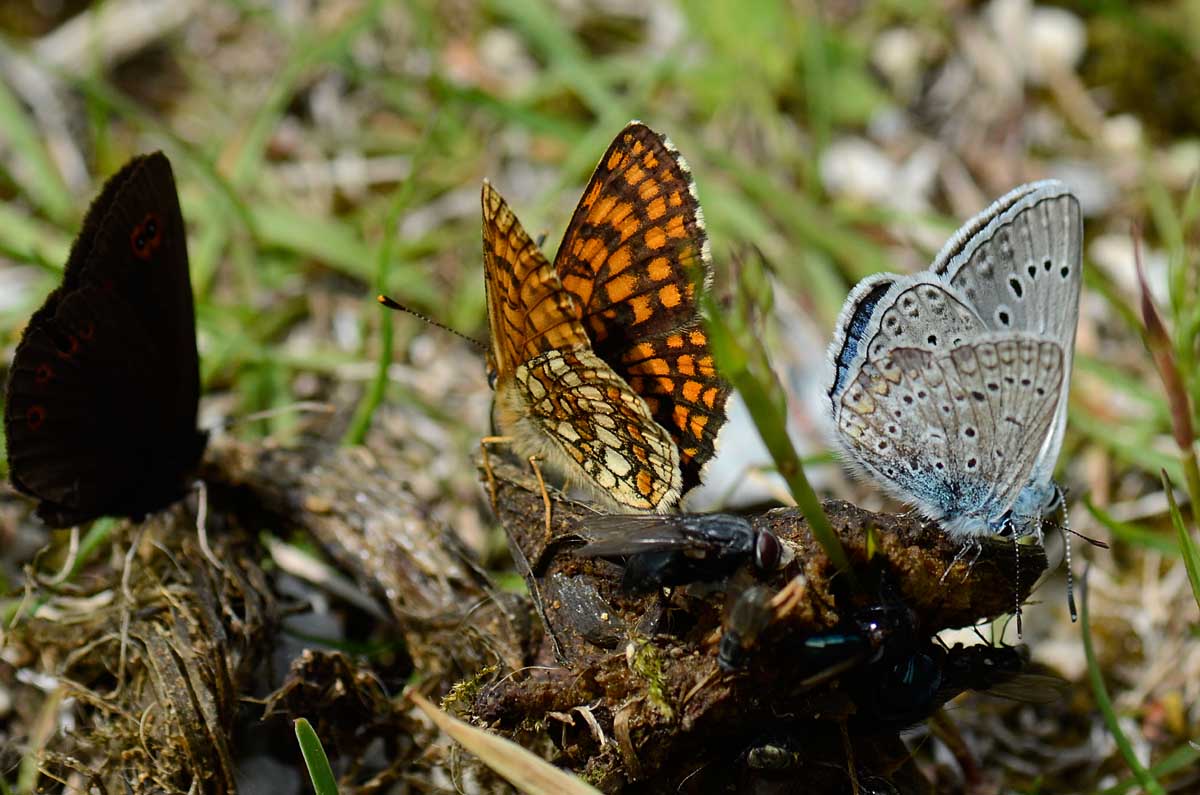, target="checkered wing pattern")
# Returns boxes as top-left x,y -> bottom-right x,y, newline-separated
483,181 -> 683,512
618,325 -> 725,489
513,347 -> 681,511
554,122 -> 729,491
